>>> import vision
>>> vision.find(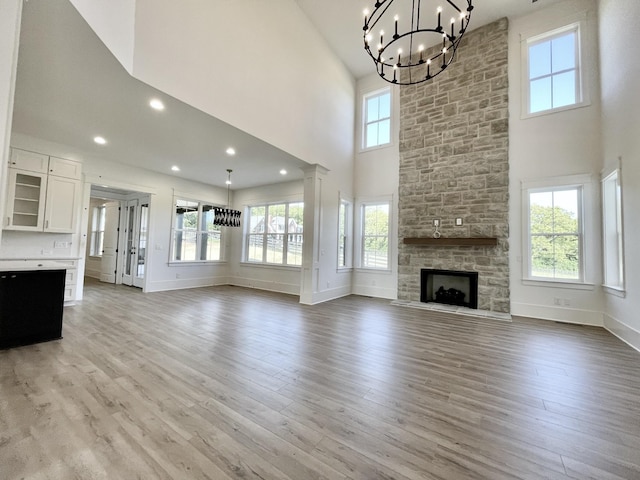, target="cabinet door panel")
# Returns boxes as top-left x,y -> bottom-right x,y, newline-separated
4,169 -> 47,230
9,148 -> 48,173
44,176 -> 80,233
49,157 -> 82,180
